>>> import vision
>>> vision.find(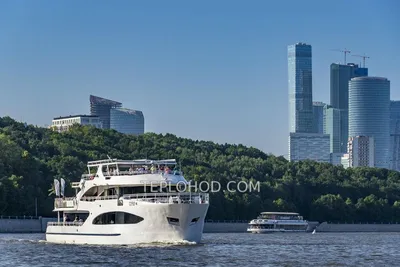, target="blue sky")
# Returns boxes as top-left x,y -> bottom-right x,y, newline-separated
0,0 -> 399,156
